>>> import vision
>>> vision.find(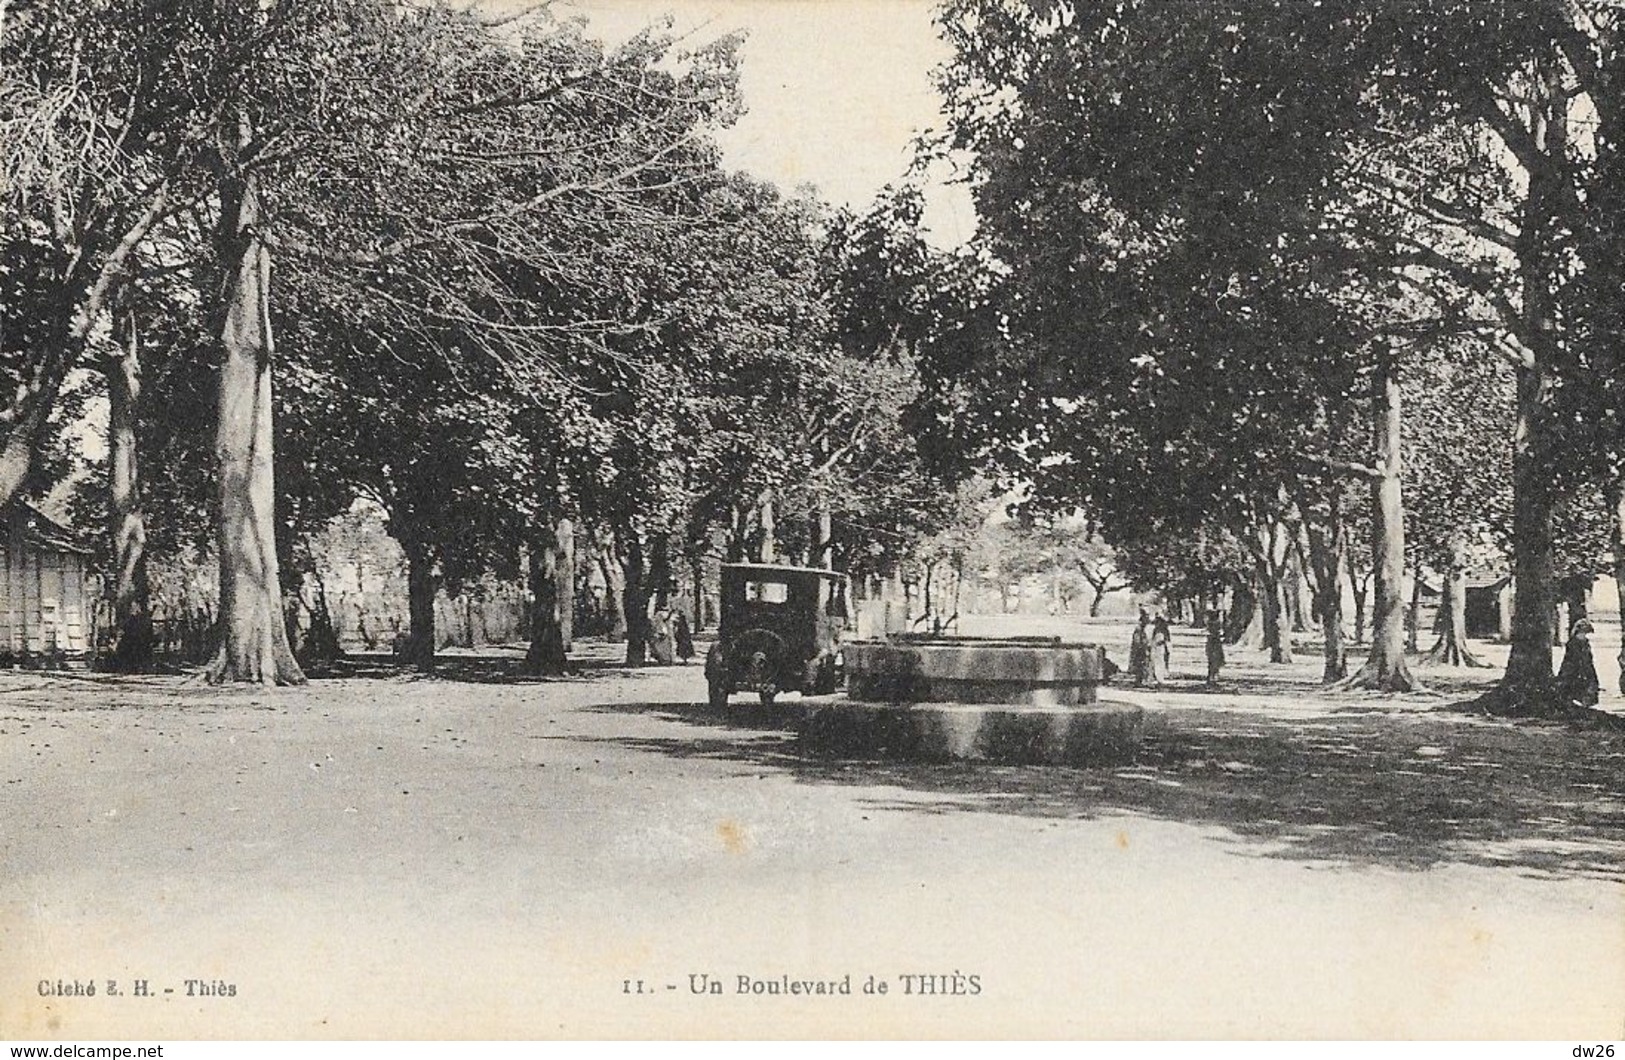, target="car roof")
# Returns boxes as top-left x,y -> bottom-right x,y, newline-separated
721,563 -> 847,579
